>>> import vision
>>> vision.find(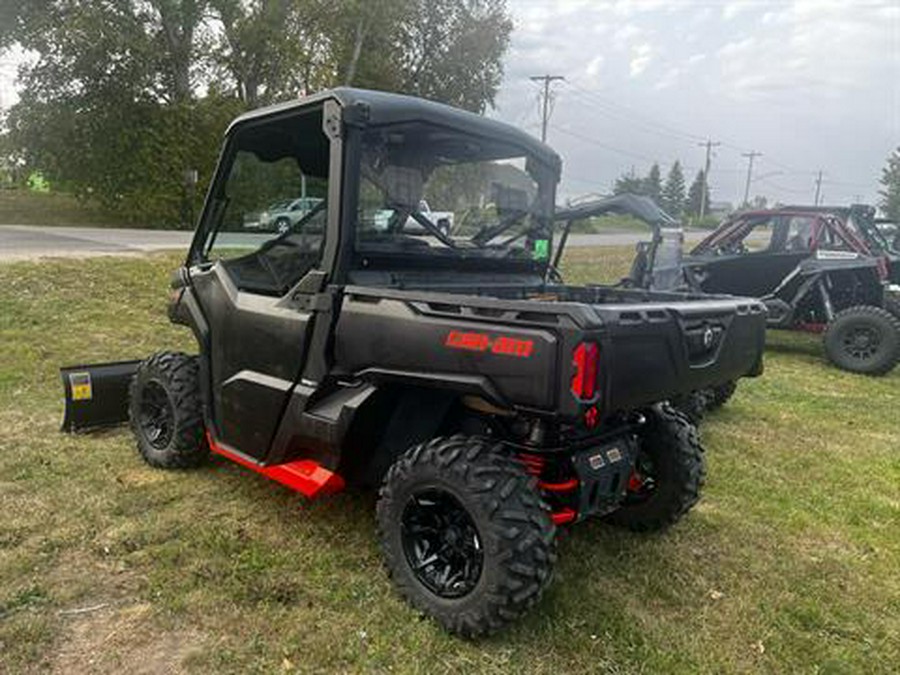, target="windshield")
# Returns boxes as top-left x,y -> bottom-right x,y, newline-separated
355,122 -> 555,262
